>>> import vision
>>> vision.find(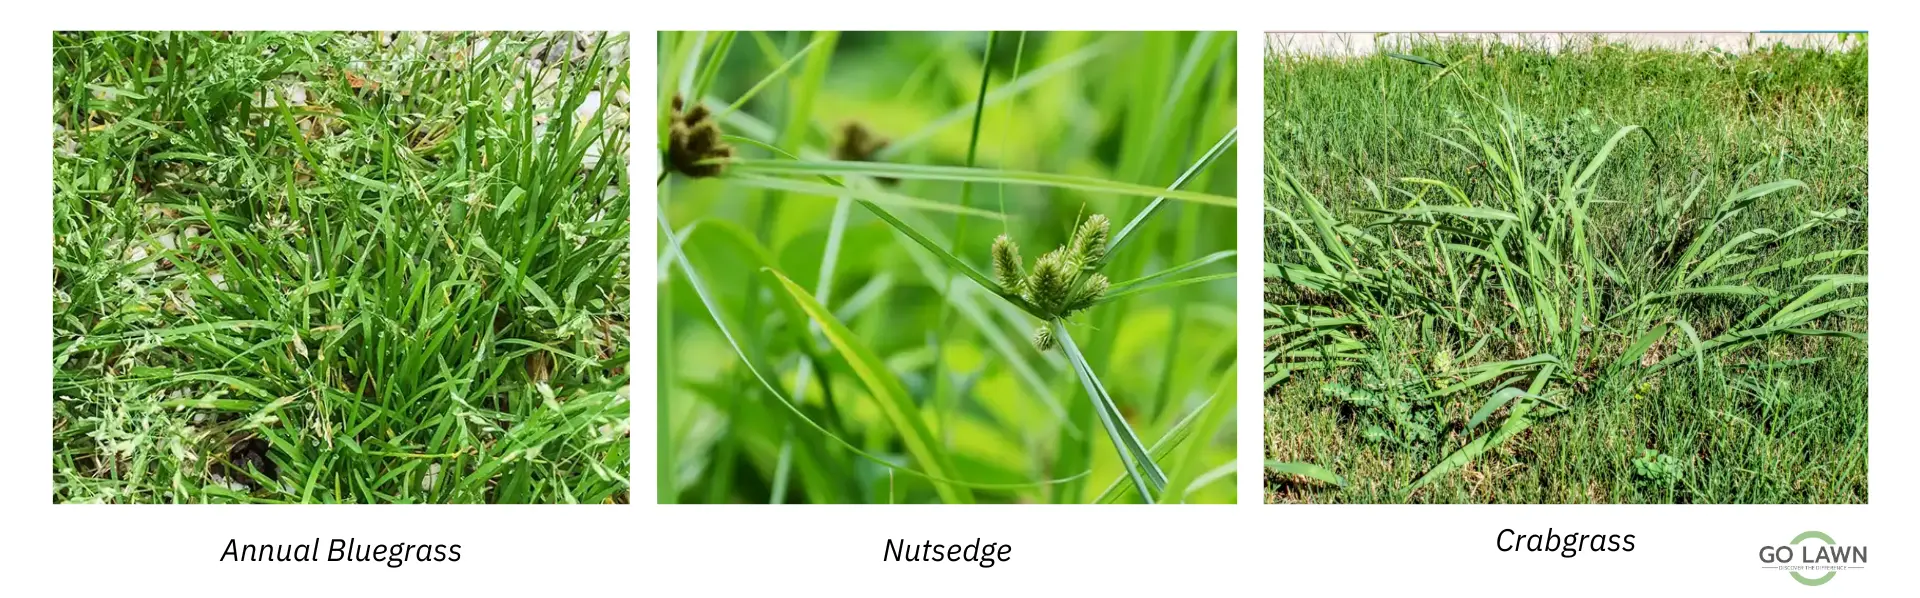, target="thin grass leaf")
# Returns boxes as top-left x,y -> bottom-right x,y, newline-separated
1158,363 -> 1236,504
878,40 -> 1115,160
1265,461 -> 1345,487
1055,320 -> 1165,502
1107,128 -> 1239,258
725,159 -> 1235,207
716,36 -> 826,118
1384,52 -> 1447,68
658,209 -> 1084,495
1092,395 -> 1214,503
1097,273 -> 1235,304
720,173 -> 1007,218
